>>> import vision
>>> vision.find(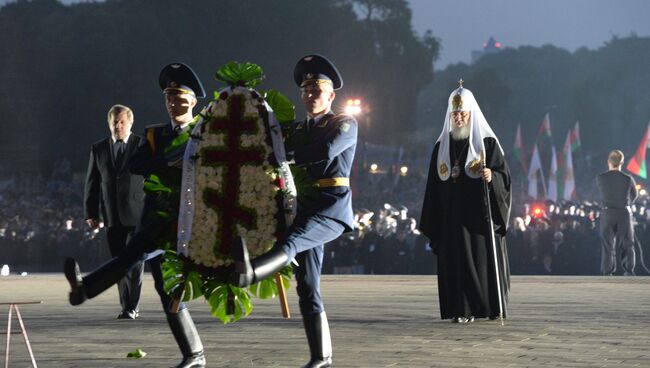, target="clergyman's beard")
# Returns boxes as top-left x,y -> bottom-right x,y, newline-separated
451,124 -> 470,141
